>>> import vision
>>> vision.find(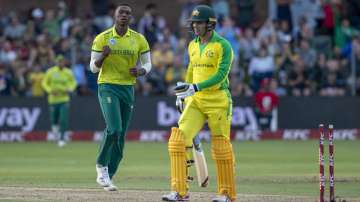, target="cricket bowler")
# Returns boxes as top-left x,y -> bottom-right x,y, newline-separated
89,4 -> 152,191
